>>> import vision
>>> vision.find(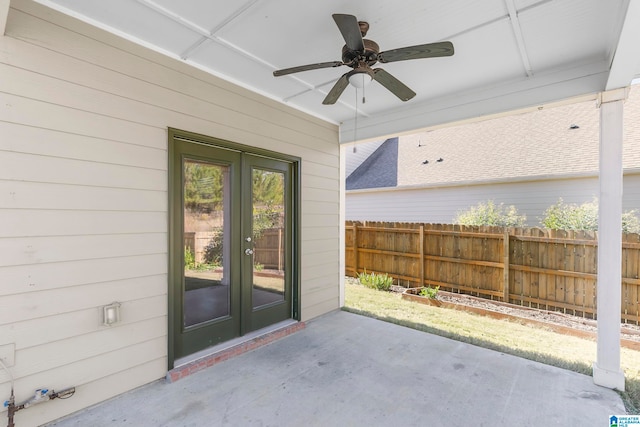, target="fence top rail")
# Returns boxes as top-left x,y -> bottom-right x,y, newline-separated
355,226 -> 420,234
349,225 -> 504,239
511,235 -> 597,246
423,229 -> 504,239
357,247 -> 421,258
